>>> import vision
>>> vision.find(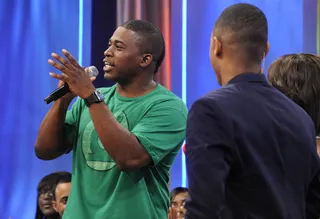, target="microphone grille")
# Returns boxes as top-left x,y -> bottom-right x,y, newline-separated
87,66 -> 99,77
